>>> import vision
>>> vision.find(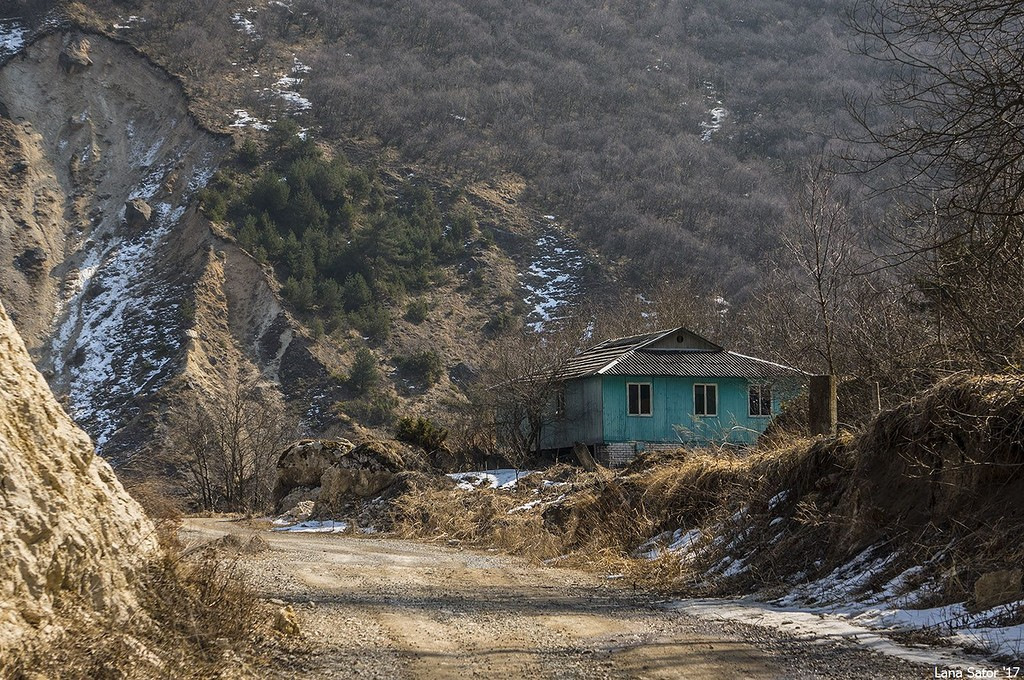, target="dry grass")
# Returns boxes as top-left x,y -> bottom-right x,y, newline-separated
392,486 -> 564,559
0,523 -> 271,680
388,374 -> 1024,605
